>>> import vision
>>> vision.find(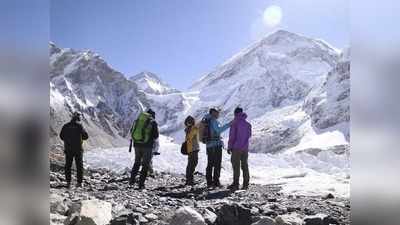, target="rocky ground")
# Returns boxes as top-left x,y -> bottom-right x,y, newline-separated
50,163 -> 350,225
